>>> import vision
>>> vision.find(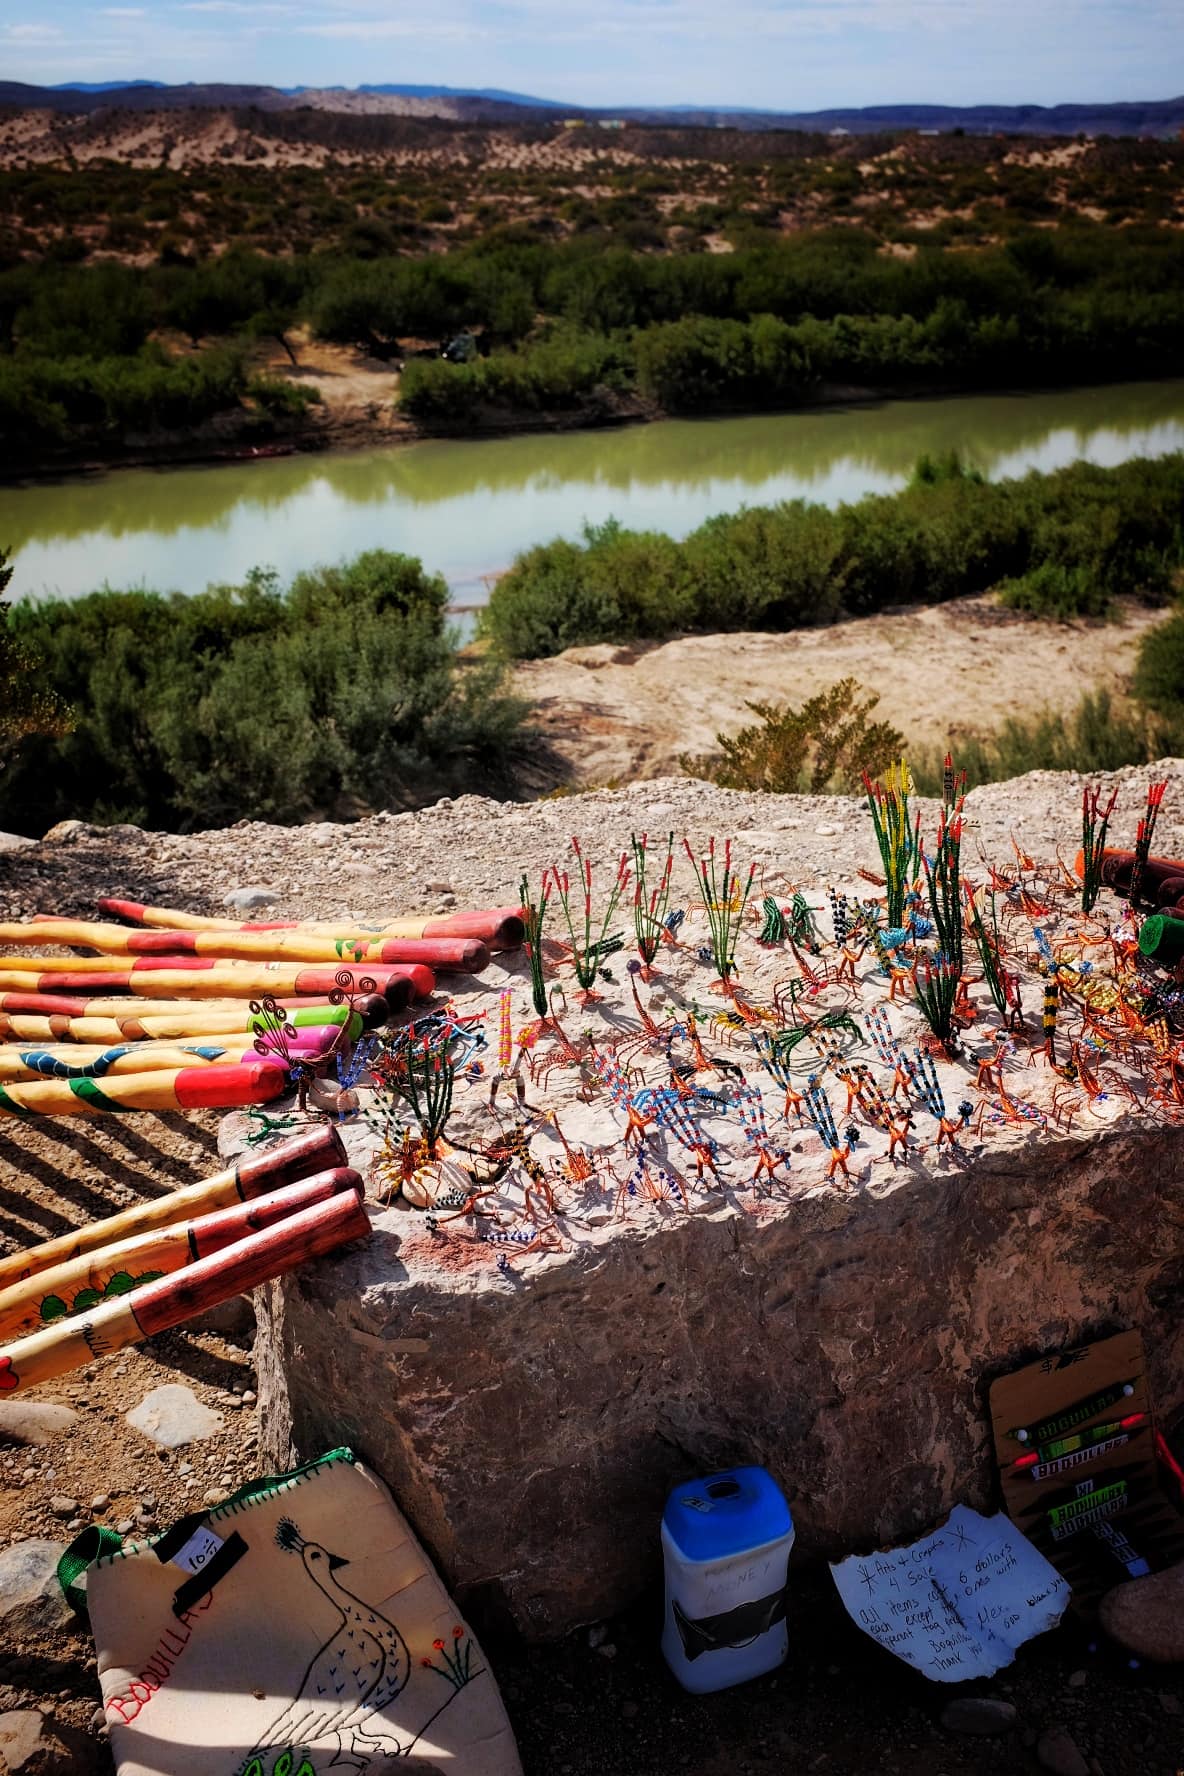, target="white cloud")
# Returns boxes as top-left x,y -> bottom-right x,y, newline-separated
99,7 -> 148,15
3,22 -> 64,39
